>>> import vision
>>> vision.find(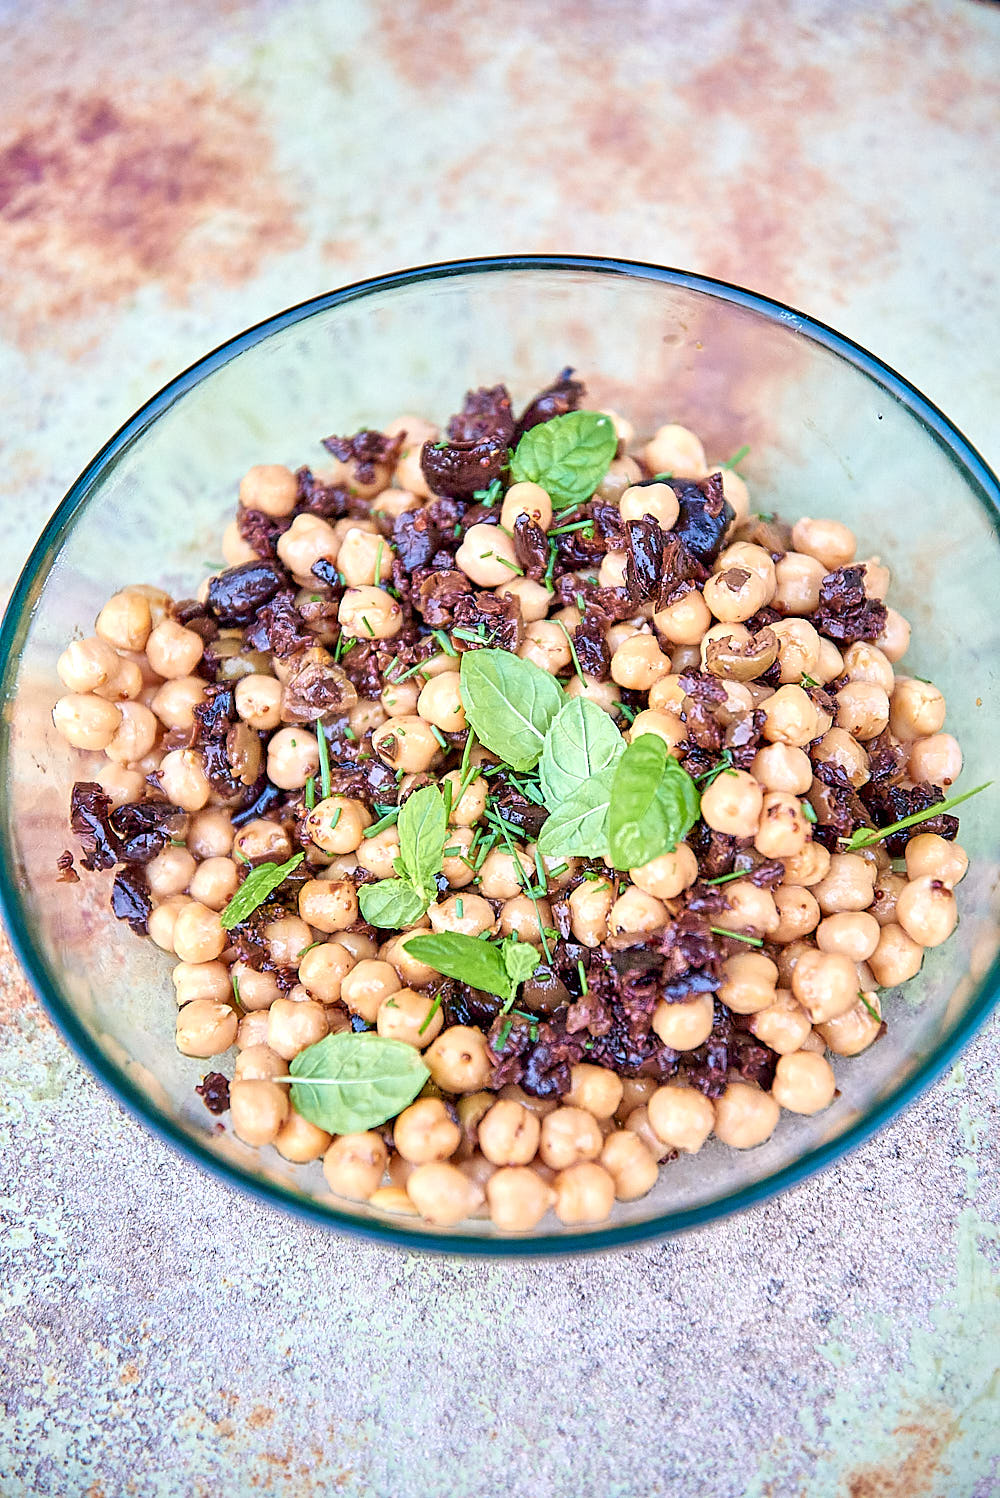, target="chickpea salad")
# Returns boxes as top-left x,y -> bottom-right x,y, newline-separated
53,370 -> 984,1233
